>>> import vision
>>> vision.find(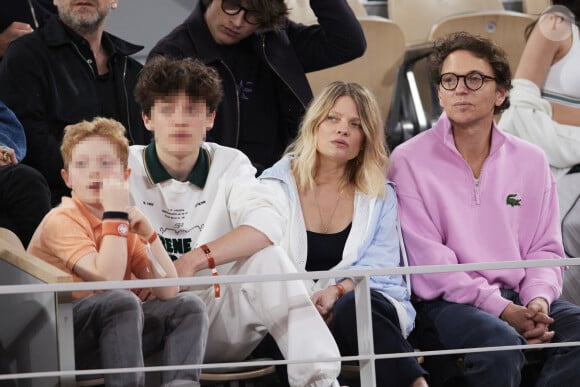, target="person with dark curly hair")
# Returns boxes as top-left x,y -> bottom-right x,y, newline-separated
130,56 -> 342,387
390,31 -> 580,387
148,0 -> 366,175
